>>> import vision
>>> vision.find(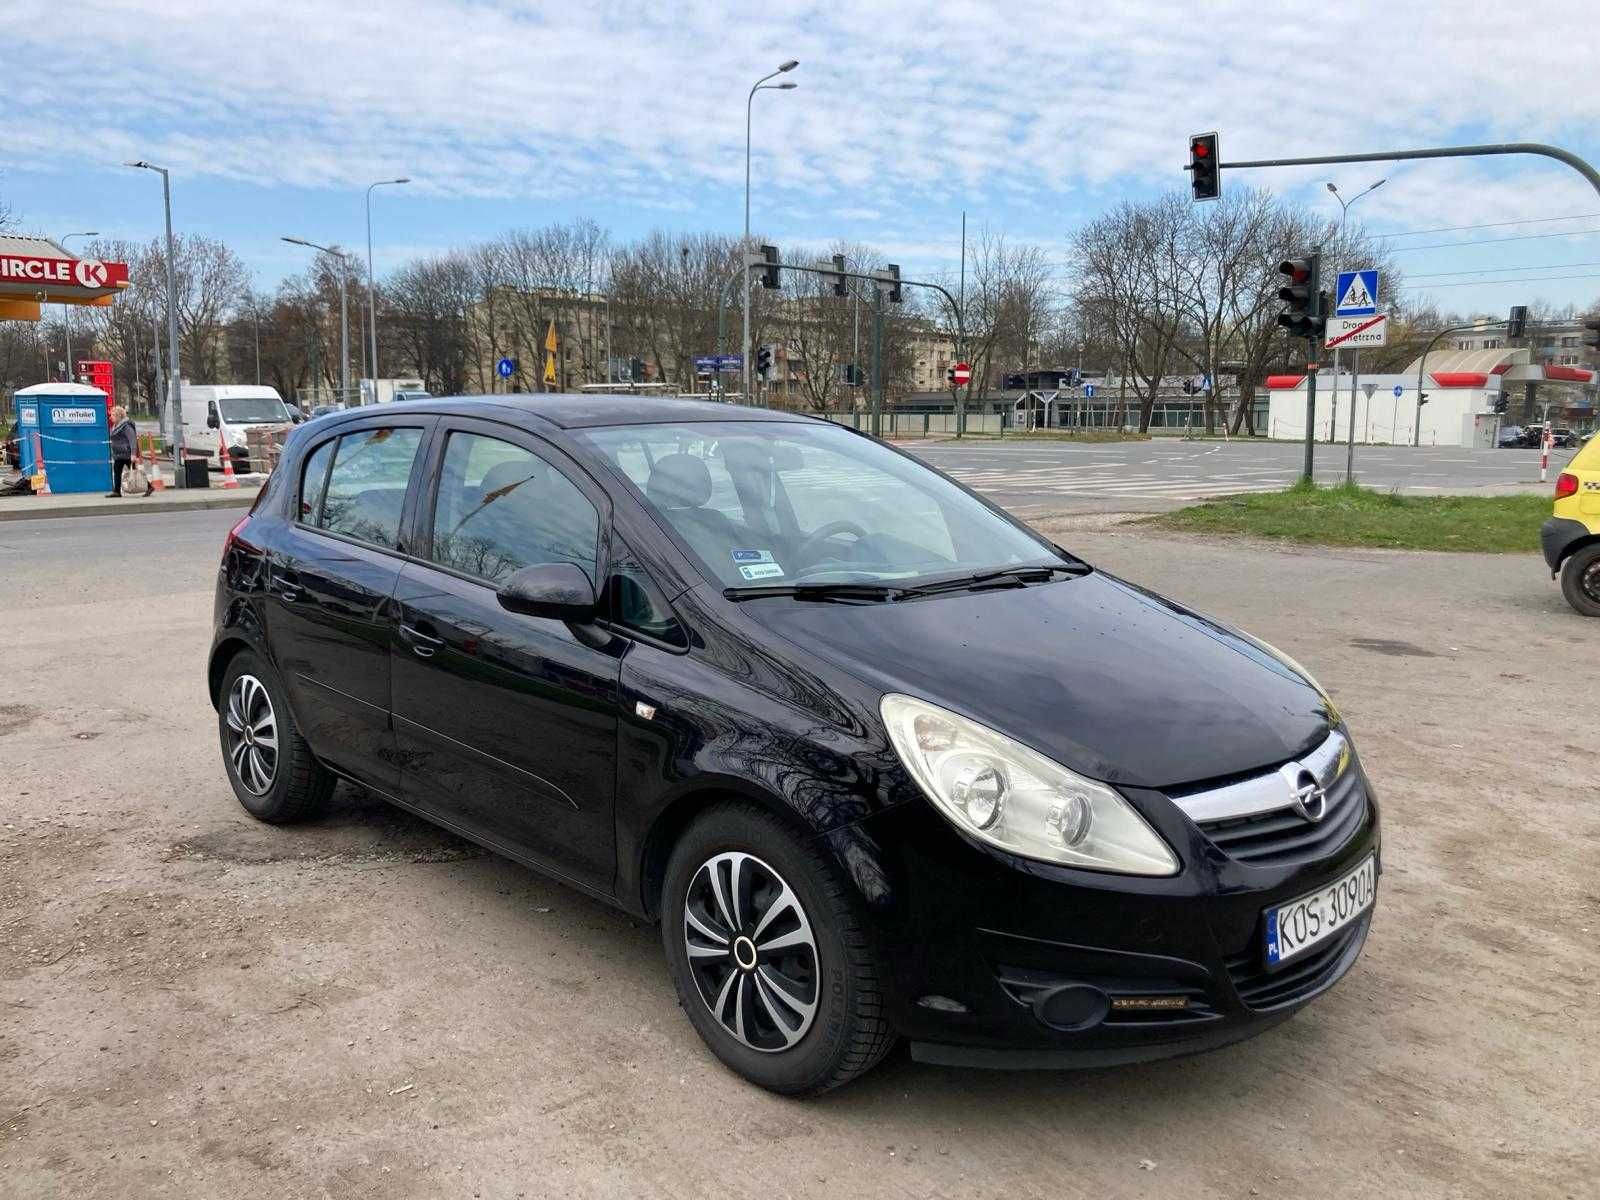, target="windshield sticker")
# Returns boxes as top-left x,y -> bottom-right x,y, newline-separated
738,562 -> 785,581
731,549 -> 776,565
